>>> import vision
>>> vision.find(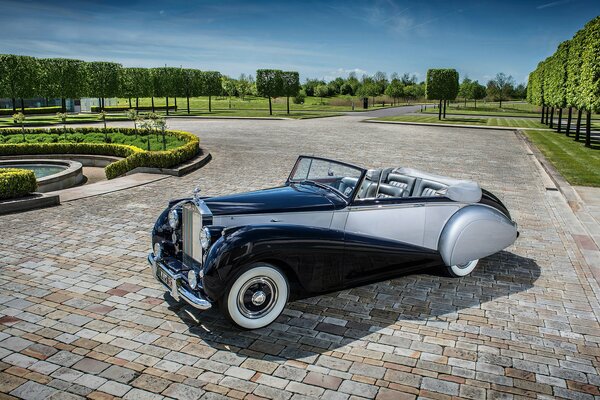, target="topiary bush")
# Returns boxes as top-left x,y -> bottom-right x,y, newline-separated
0,168 -> 37,200
0,127 -> 200,180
